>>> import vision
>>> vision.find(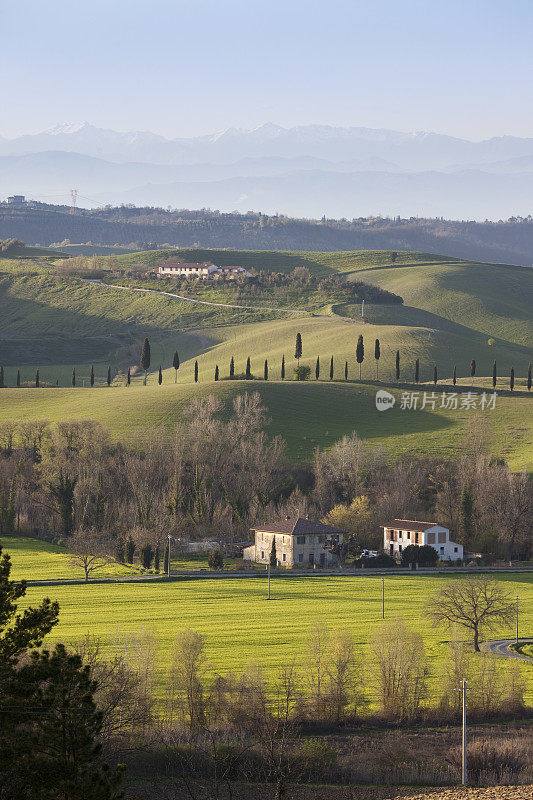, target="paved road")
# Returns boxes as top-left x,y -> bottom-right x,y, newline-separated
83,278 -> 364,323
482,638 -> 533,662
